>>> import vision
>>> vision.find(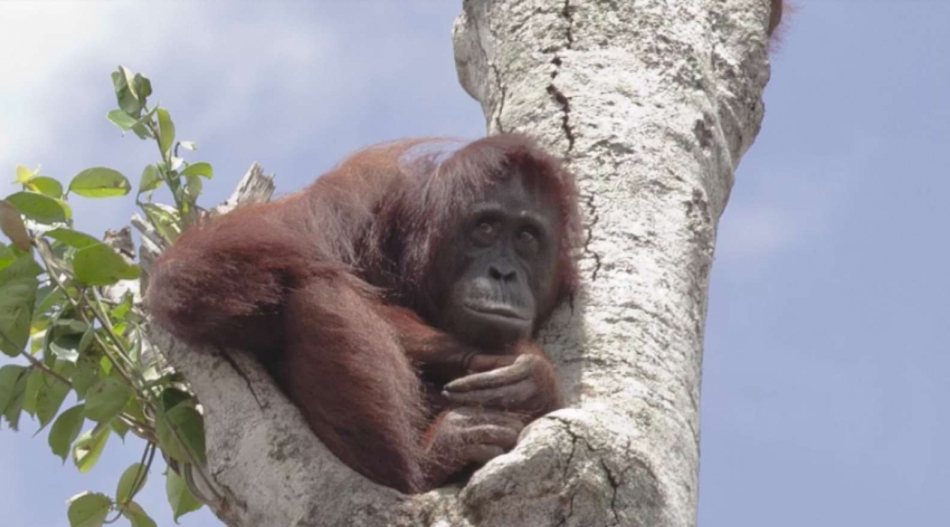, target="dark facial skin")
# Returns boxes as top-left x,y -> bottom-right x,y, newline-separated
440,174 -> 561,350
411,172 -> 565,484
